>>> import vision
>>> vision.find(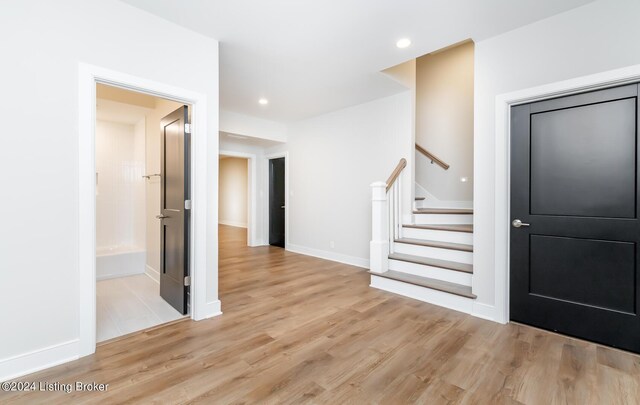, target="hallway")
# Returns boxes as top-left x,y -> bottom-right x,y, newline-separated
3,225 -> 639,404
